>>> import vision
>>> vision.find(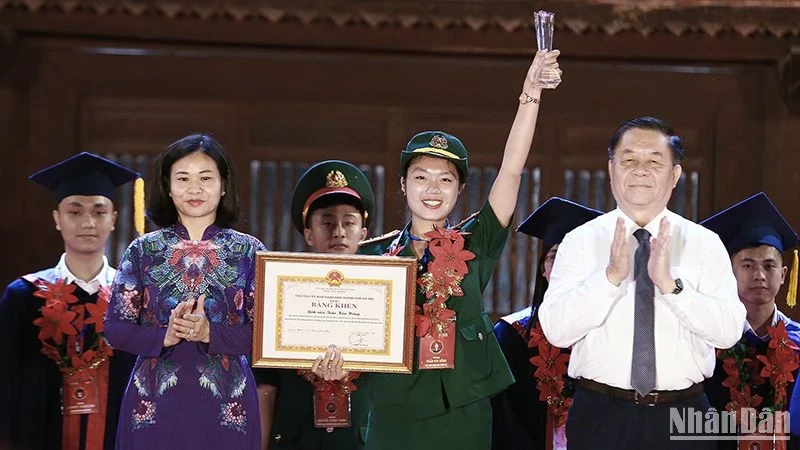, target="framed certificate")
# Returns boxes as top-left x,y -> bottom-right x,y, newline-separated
252,251 -> 417,374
